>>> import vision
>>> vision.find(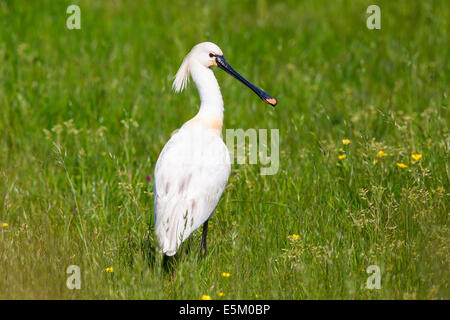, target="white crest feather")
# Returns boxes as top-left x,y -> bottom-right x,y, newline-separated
172,54 -> 191,93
